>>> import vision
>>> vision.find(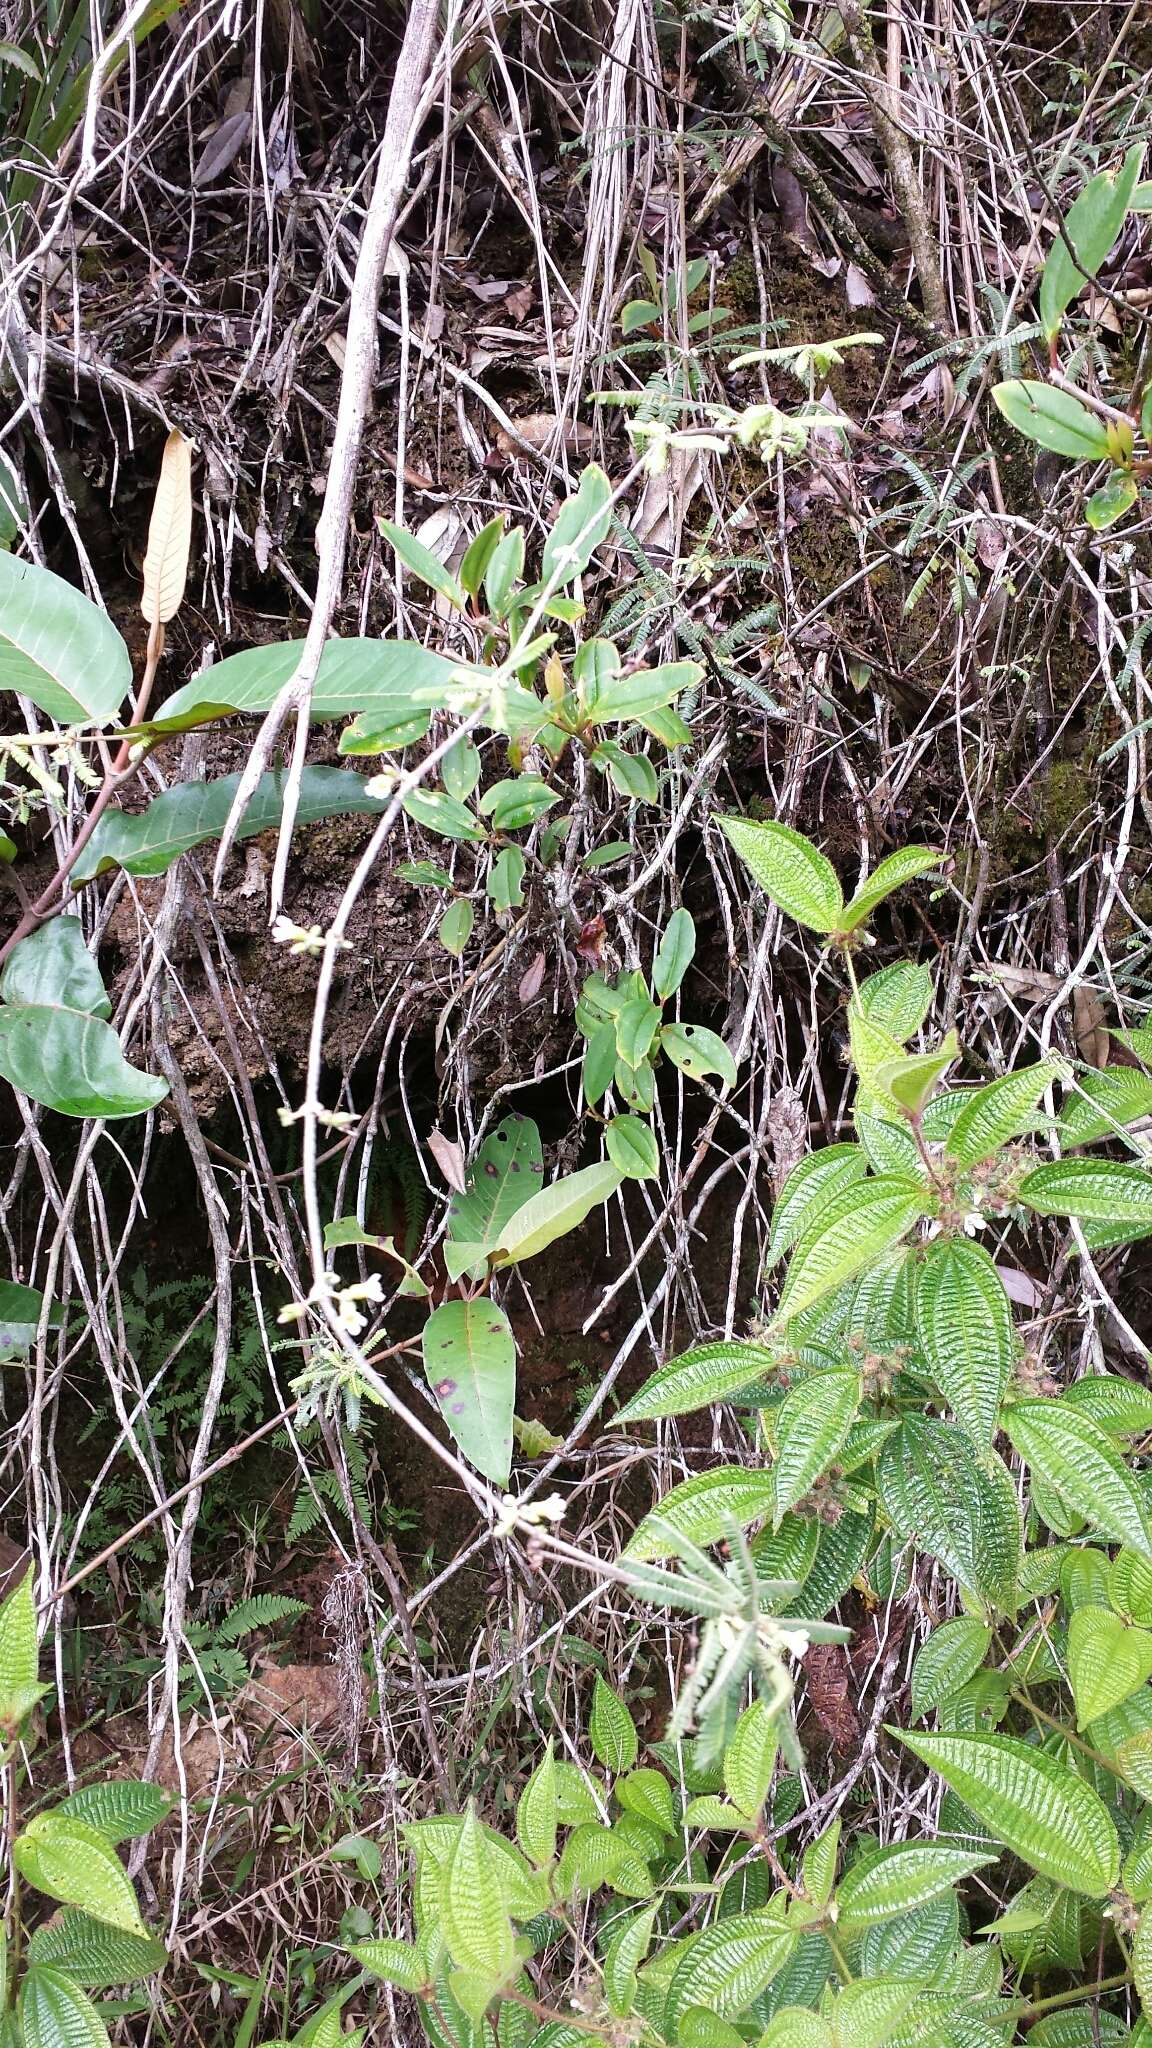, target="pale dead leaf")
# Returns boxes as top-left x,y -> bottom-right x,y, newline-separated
518,951 -> 546,1003
845,263 -> 875,308
193,108 -> 252,188
141,430 -> 193,626
1073,985 -> 1110,1068
427,1128 -> 467,1194
494,414 -> 593,460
